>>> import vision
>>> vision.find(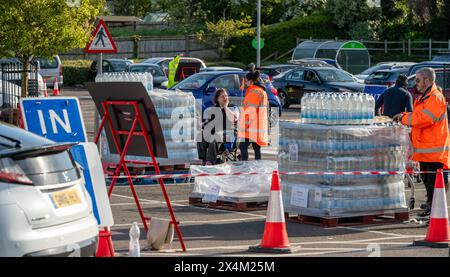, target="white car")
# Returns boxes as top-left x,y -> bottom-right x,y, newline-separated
0,123 -> 98,257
